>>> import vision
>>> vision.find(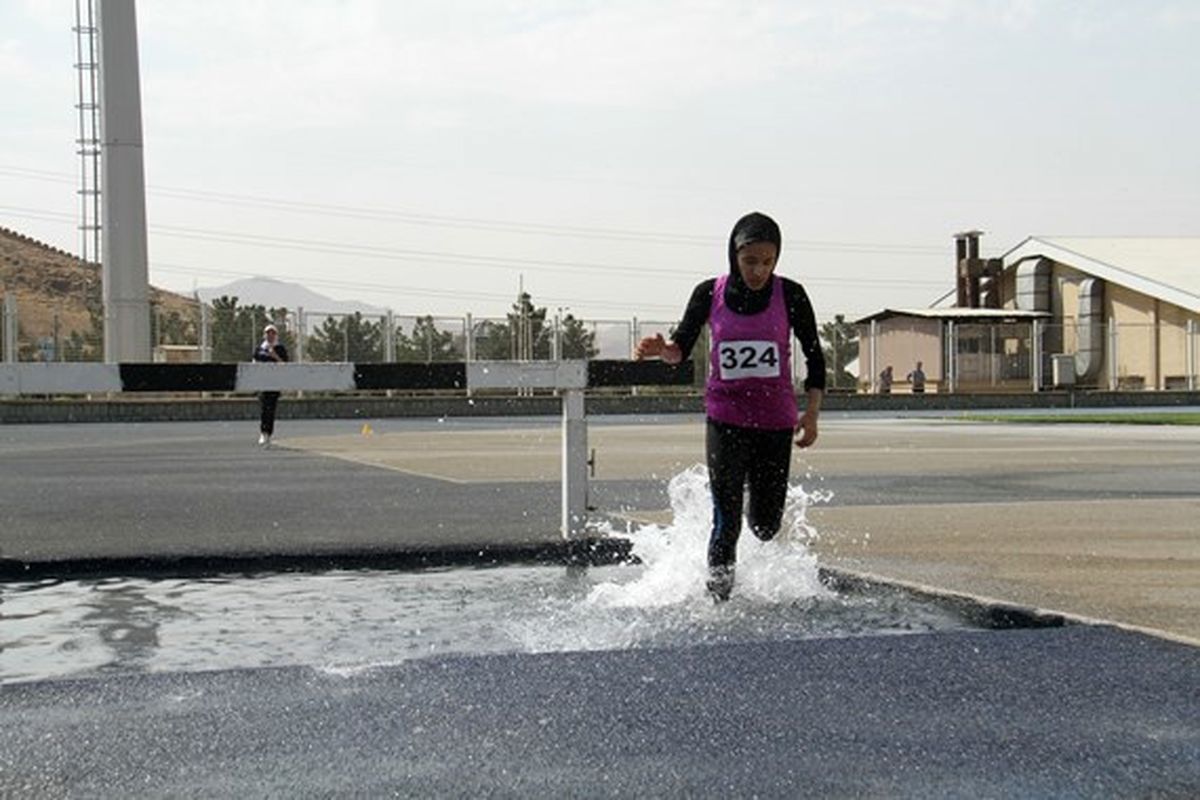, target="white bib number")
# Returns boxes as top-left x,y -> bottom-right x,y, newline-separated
717,340 -> 781,380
